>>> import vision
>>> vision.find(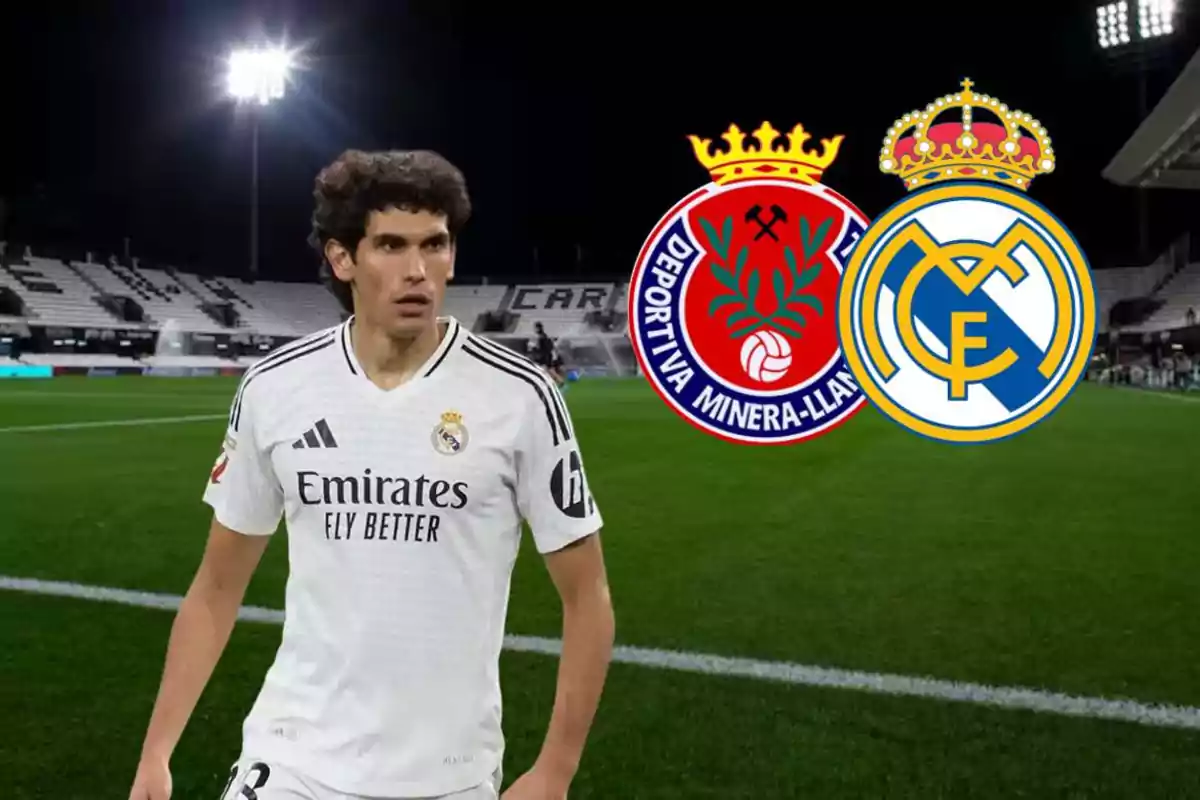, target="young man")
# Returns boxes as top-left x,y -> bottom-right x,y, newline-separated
128,150 -> 614,800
